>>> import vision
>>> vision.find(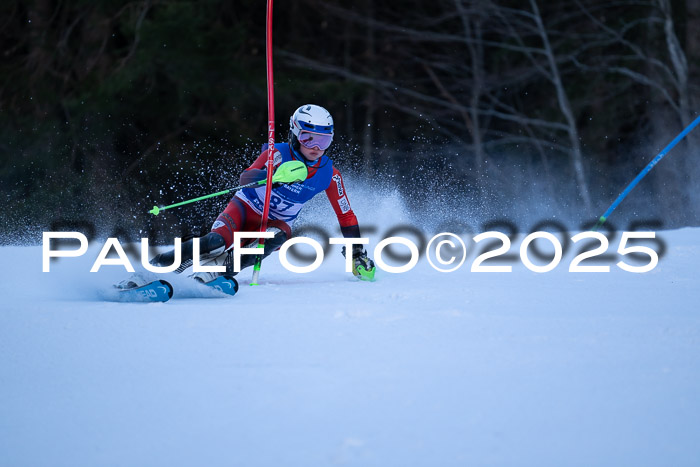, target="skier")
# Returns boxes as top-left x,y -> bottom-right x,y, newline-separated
119,104 -> 375,290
